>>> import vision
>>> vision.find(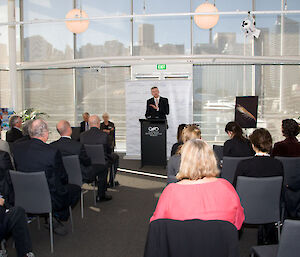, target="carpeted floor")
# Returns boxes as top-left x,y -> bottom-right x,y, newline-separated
5,155 -> 259,257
